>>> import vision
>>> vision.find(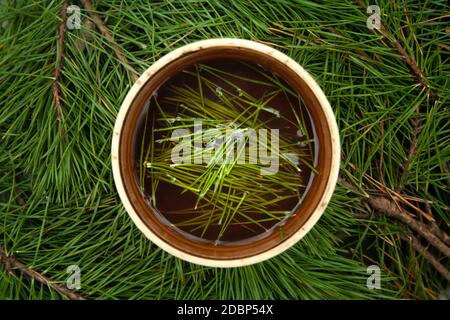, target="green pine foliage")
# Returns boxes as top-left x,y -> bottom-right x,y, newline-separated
0,0 -> 448,299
